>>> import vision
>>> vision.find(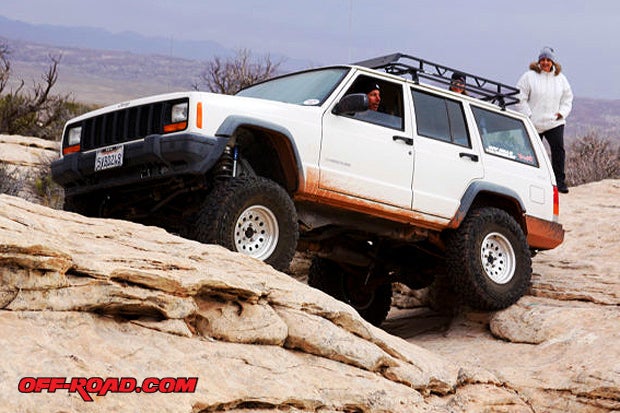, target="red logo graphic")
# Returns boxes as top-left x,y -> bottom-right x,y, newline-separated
18,377 -> 198,401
